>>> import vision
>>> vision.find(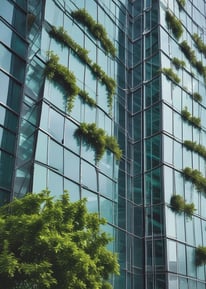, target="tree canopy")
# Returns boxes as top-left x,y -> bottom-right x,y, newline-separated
0,190 -> 119,289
